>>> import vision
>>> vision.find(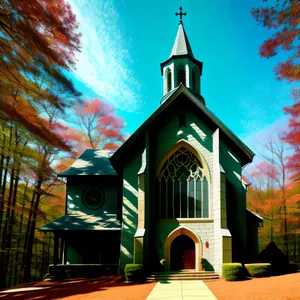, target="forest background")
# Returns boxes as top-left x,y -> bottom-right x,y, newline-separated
0,0 -> 299,289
